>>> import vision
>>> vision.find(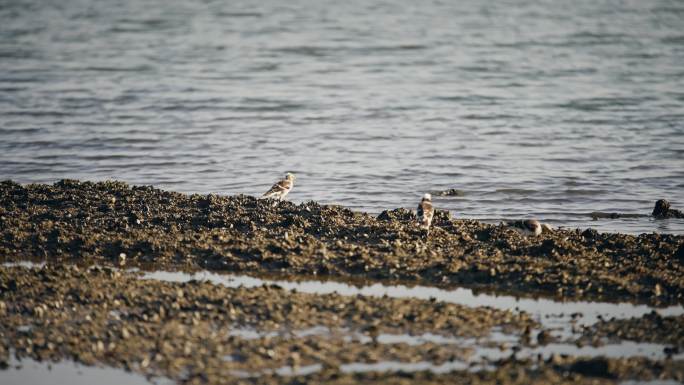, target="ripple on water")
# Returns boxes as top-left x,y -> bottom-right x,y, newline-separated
2,0 -> 684,234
